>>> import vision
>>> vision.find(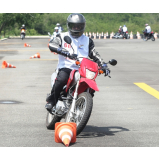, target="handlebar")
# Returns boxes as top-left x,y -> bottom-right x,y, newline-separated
56,47 -> 115,78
